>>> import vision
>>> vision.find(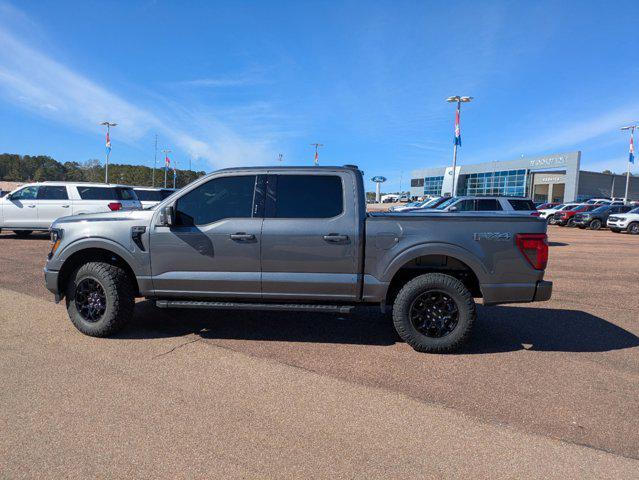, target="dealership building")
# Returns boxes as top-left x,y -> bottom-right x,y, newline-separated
409,151 -> 639,203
